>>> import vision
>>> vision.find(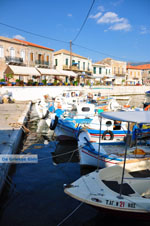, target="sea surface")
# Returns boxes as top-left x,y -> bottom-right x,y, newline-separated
0,95 -> 150,226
